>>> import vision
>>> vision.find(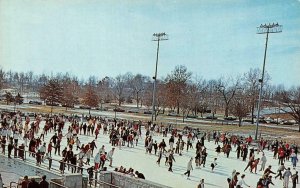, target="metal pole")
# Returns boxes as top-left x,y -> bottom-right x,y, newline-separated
255,28 -> 269,140
151,39 -> 160,122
